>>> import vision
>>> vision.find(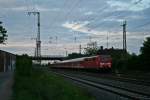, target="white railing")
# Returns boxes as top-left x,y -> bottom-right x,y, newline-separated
41,55 -> 66,58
